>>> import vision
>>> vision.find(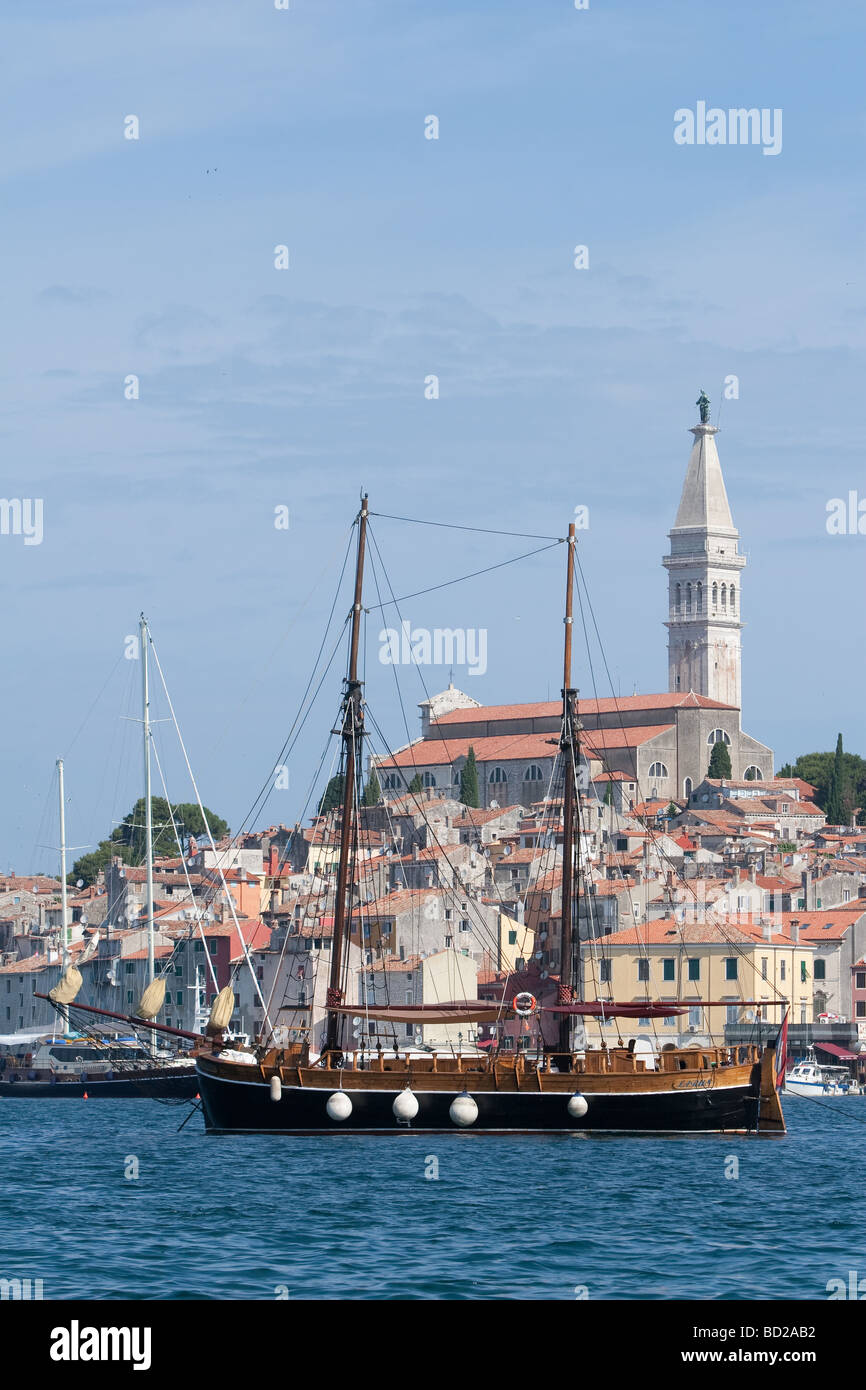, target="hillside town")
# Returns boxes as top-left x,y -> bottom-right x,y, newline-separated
3,404 -> 865,1079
